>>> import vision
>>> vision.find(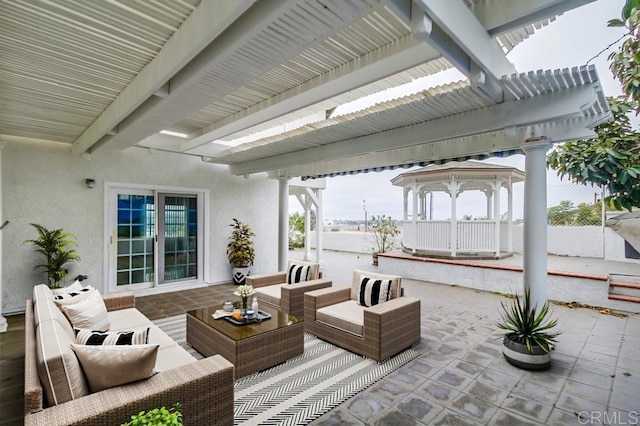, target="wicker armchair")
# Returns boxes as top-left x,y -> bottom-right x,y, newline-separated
246,260 -> 331,318
304,269 -> 420,361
